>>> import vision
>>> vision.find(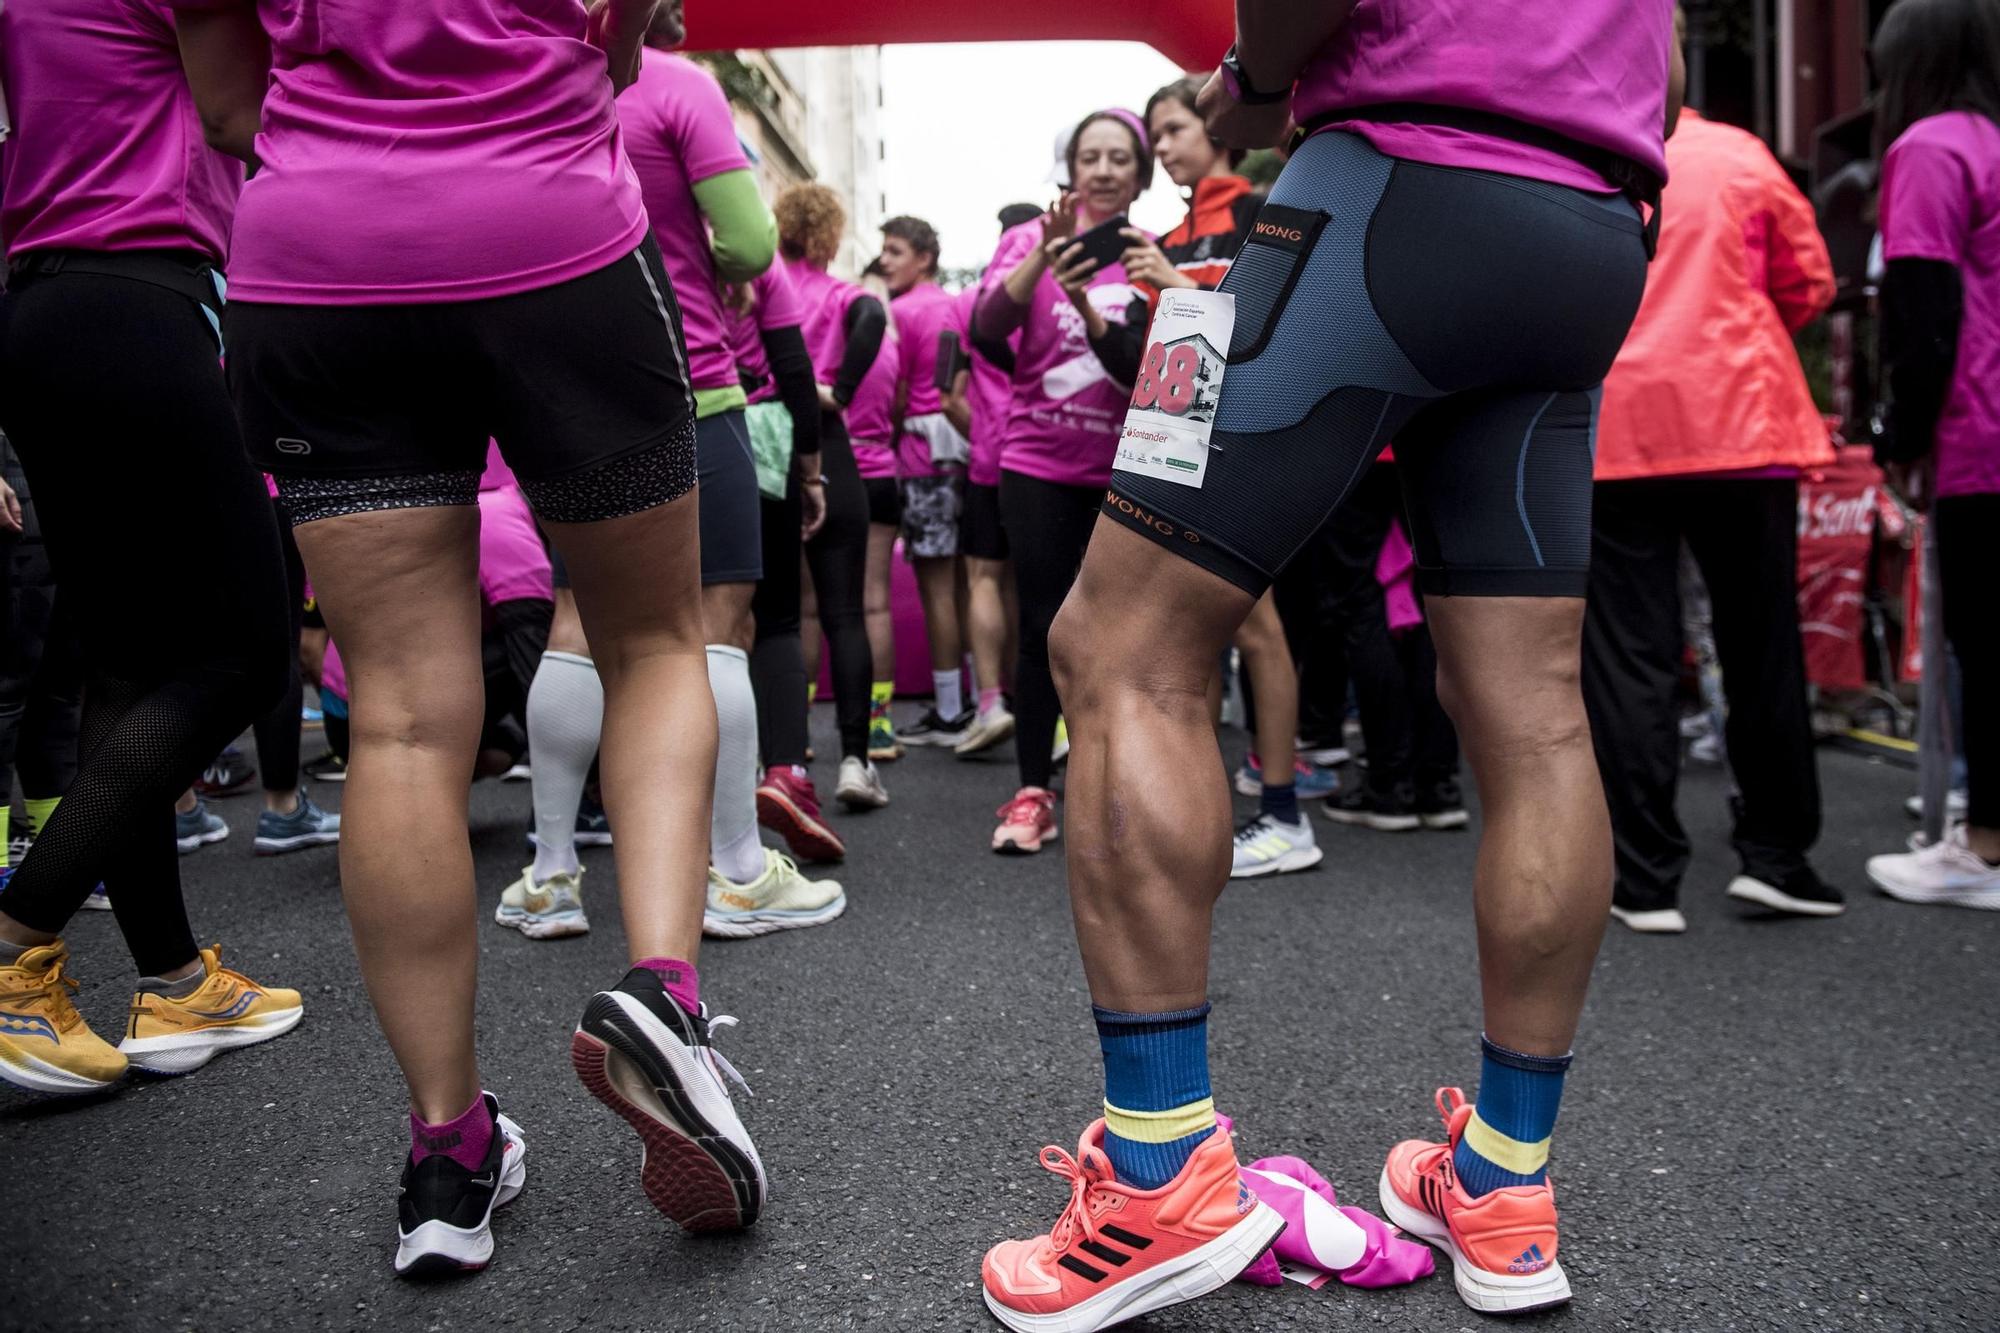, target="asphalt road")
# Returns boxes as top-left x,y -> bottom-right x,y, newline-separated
4,712 -> 1994,1332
